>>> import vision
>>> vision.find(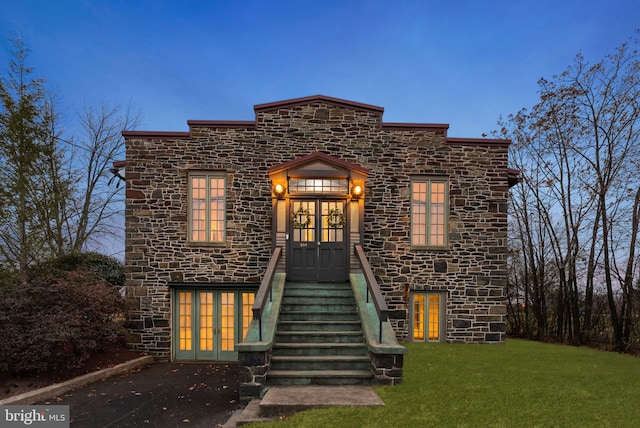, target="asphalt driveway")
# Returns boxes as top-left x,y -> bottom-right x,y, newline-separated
39,362 -> 240,428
